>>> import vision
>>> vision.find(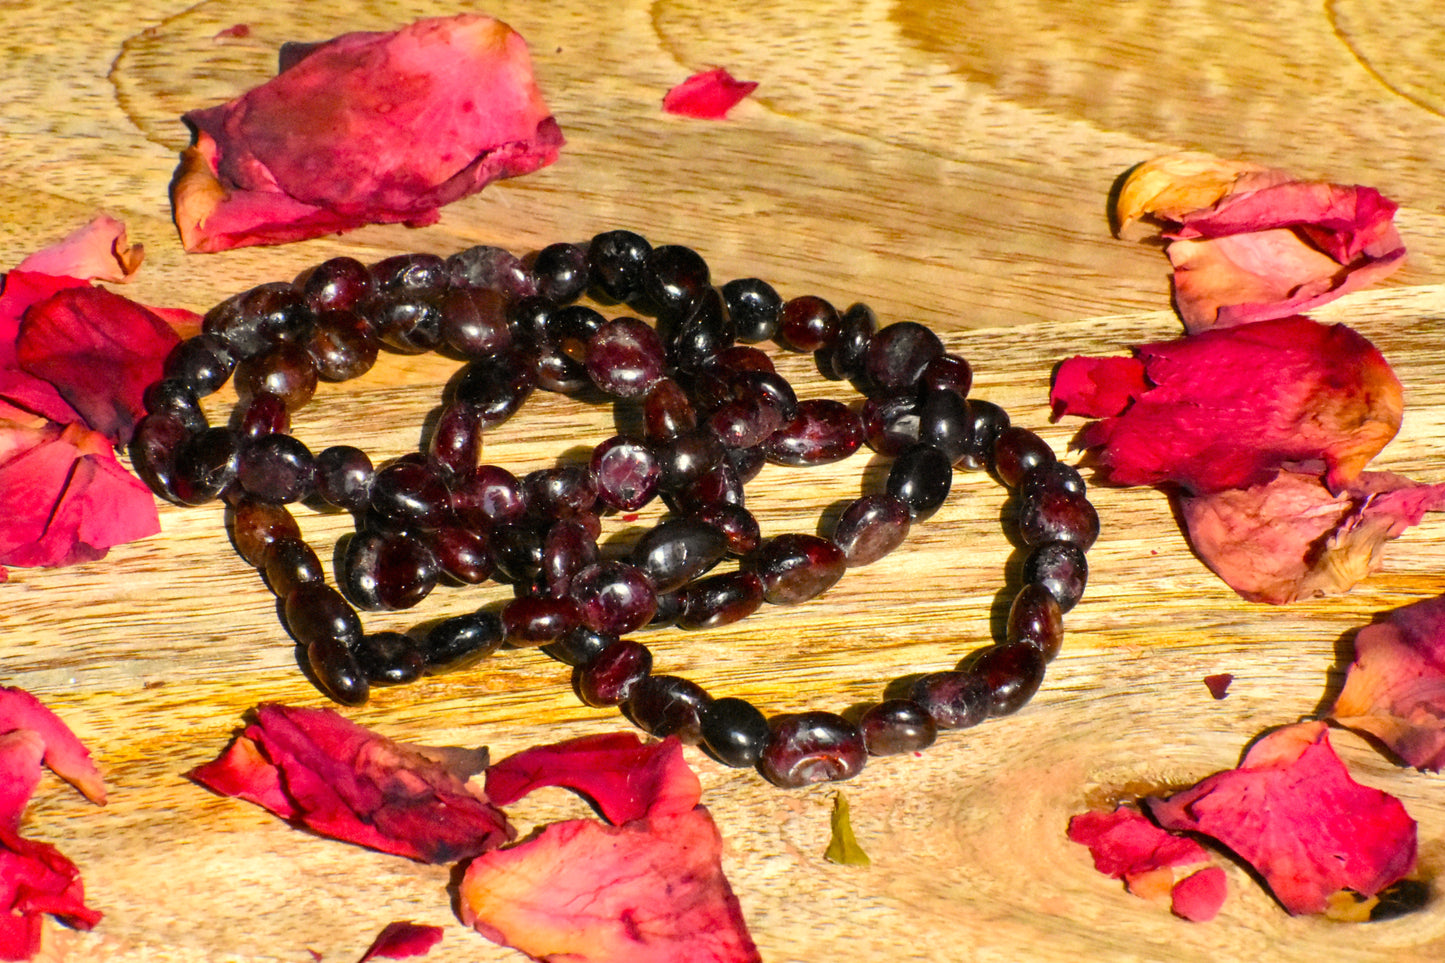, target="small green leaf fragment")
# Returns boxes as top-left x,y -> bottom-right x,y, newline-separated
824,792 -> 871,866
